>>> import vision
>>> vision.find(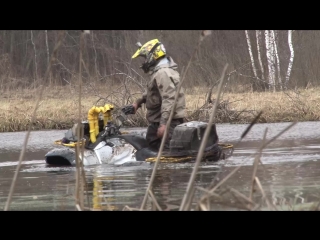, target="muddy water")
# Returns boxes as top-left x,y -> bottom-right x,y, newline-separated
0,122 -> 319,211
